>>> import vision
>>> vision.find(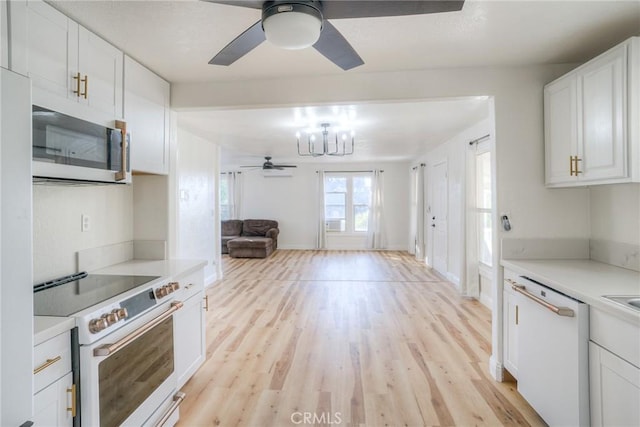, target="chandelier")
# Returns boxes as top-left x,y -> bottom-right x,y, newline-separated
296,123 -> 355,157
